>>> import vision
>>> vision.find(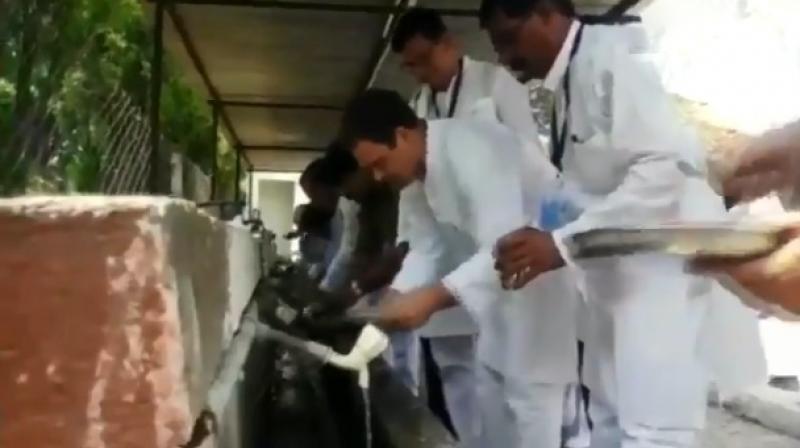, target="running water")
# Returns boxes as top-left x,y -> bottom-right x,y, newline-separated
361,386 -> 372,448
